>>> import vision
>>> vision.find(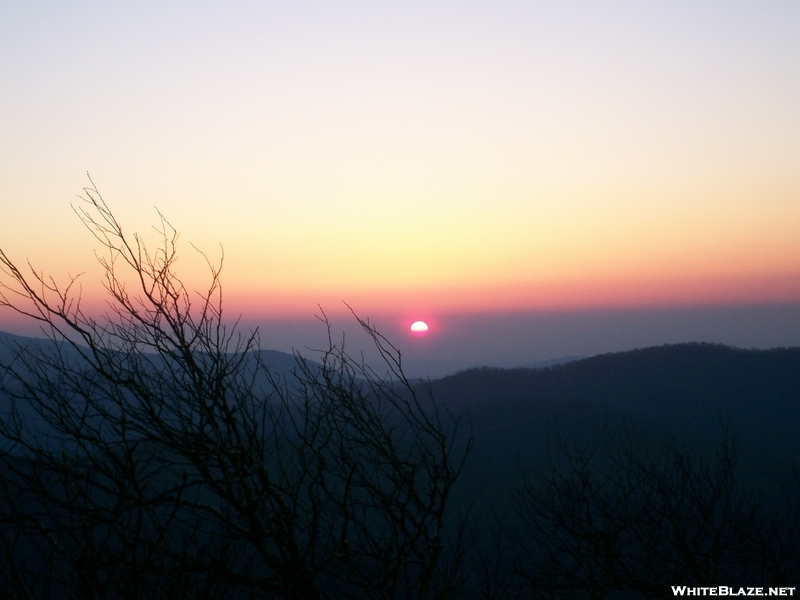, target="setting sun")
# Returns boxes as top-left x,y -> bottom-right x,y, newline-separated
410,321 -> 429,336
